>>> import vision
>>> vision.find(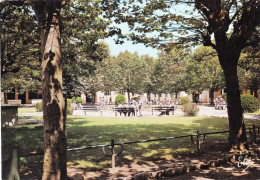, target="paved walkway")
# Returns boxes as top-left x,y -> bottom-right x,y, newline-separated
71,106 -> 260,120
197,106 -> 260,120
18,106 -> 260,120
